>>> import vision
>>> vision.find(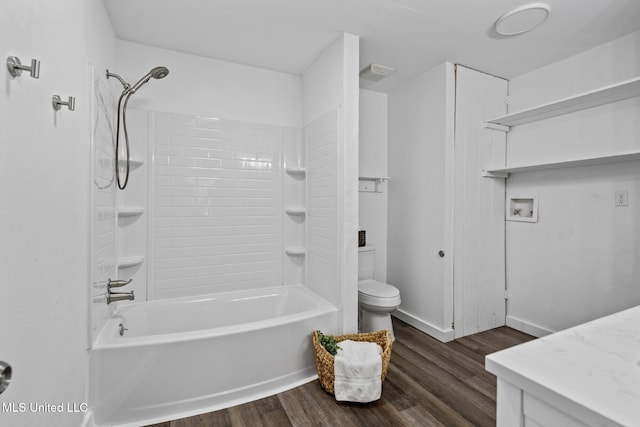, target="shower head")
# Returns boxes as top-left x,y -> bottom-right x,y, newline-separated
106,66 -> 169,94
129,66 -> 170,93
107,65 -> 169,191
150,66 -> 169,79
